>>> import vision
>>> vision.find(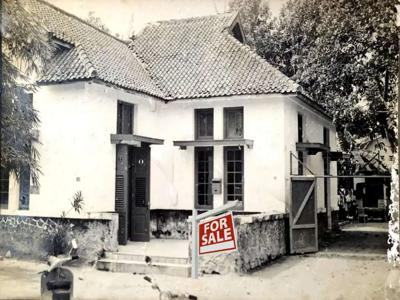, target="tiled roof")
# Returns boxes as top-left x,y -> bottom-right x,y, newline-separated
25,0 -> 164,97
130,13 -> 299,99
26,0 -> 298,100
